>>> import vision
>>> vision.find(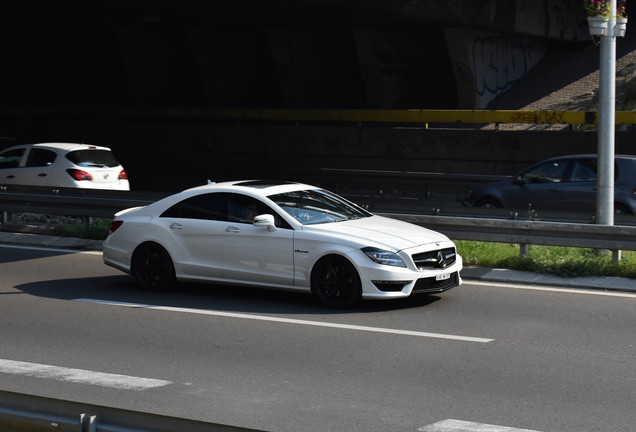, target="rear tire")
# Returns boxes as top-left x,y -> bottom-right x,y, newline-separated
311,255 -> 362,309
131,242 -> 177,291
